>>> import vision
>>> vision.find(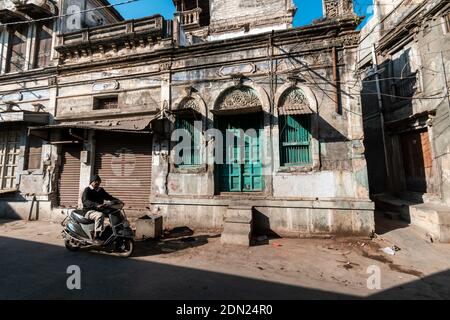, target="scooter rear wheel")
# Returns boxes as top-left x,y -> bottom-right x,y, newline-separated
115,239 -> 134,258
